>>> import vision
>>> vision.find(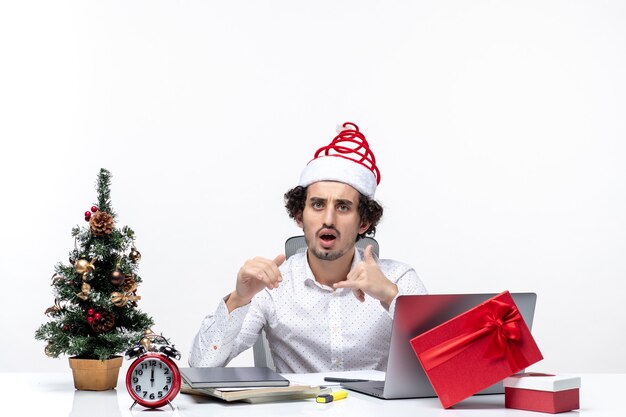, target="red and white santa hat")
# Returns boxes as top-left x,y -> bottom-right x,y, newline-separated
298,122 -> 381,198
